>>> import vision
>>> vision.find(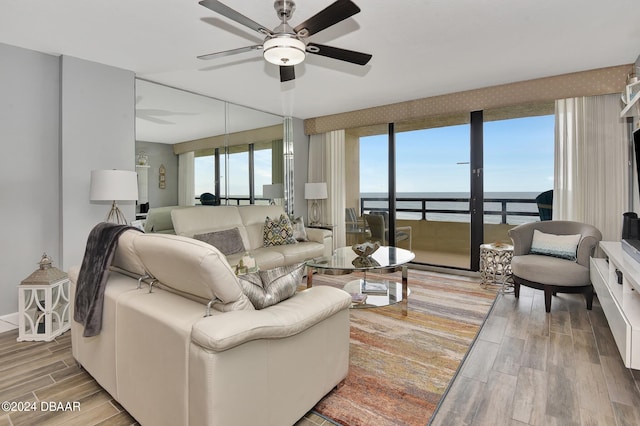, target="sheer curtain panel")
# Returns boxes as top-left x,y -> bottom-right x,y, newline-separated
309,131 -> 346,248
178,151 -> 196,206
555,94 -> 628,241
